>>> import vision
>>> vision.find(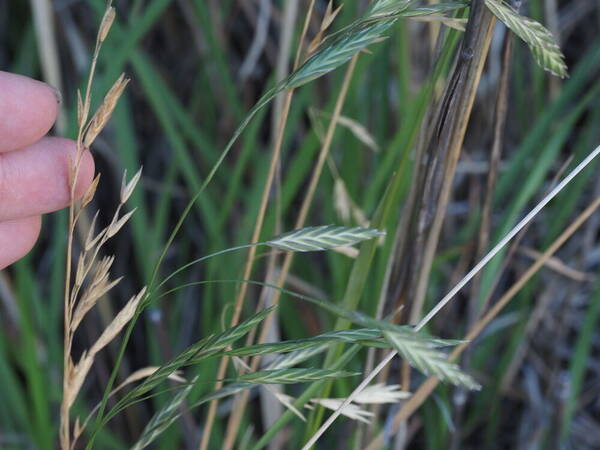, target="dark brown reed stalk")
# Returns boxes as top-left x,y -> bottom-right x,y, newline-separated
388,0 -> 497,326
